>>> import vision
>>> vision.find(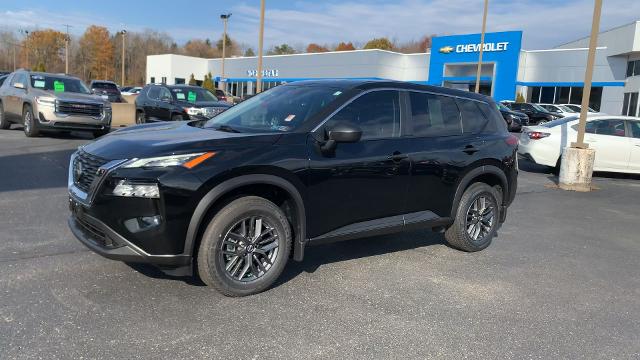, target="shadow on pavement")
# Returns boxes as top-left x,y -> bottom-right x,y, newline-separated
0,149 -> 76,193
